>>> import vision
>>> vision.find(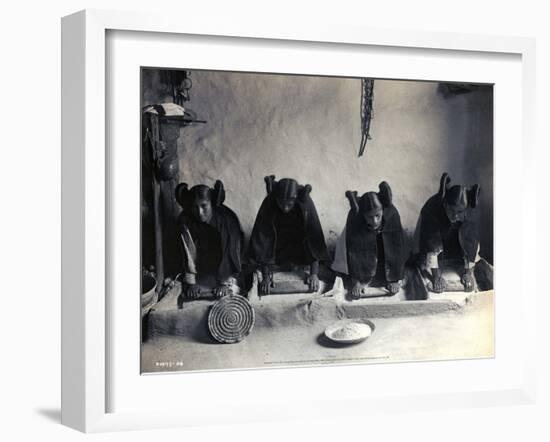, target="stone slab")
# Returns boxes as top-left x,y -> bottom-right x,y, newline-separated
145,277 -> 486,340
